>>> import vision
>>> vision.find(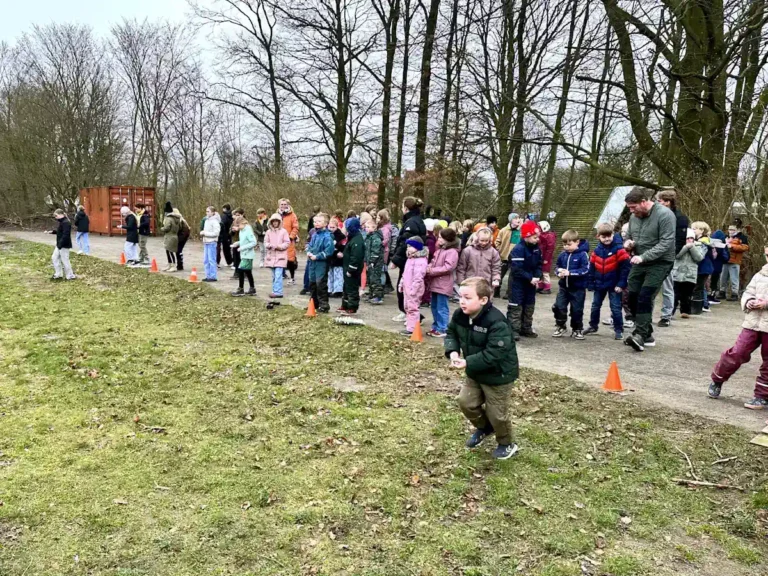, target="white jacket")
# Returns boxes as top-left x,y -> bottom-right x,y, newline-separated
741,263 -> 768,332
202,213 -> 221,244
